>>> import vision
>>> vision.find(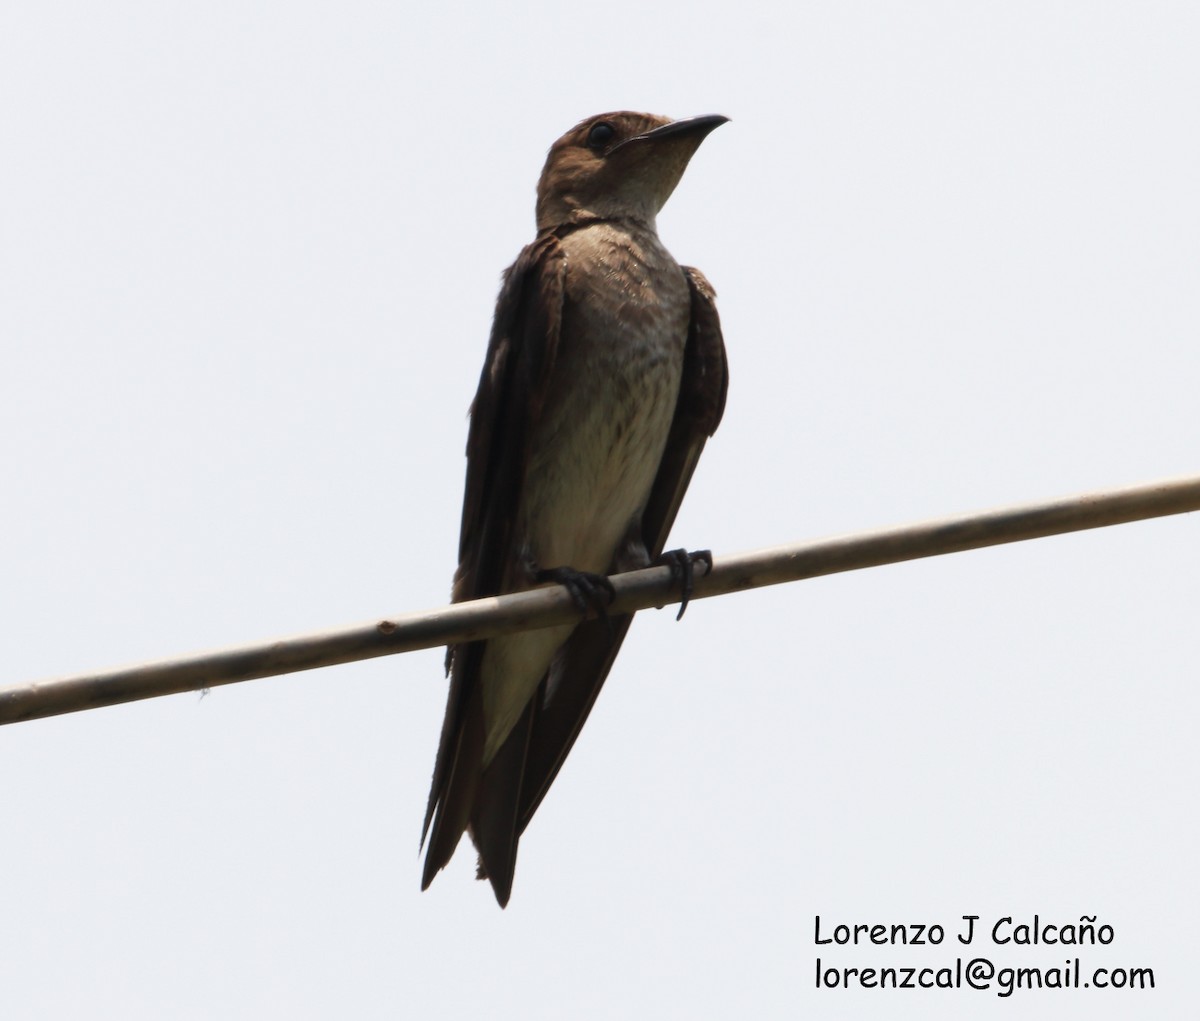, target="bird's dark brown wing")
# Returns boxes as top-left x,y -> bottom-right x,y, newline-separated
420,234 -> 566,889
514,265 -> 728,833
